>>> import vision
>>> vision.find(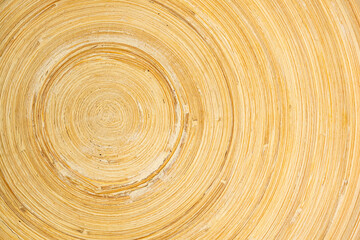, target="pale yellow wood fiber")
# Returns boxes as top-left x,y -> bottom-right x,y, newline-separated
0,0 -> 360,239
